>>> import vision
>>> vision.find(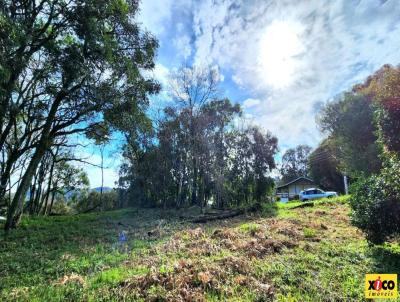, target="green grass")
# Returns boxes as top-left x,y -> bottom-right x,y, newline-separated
302,227 -> 317,238
238,222 -> 260,234
277,194 -> 351,210
0,196 -> 399,301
